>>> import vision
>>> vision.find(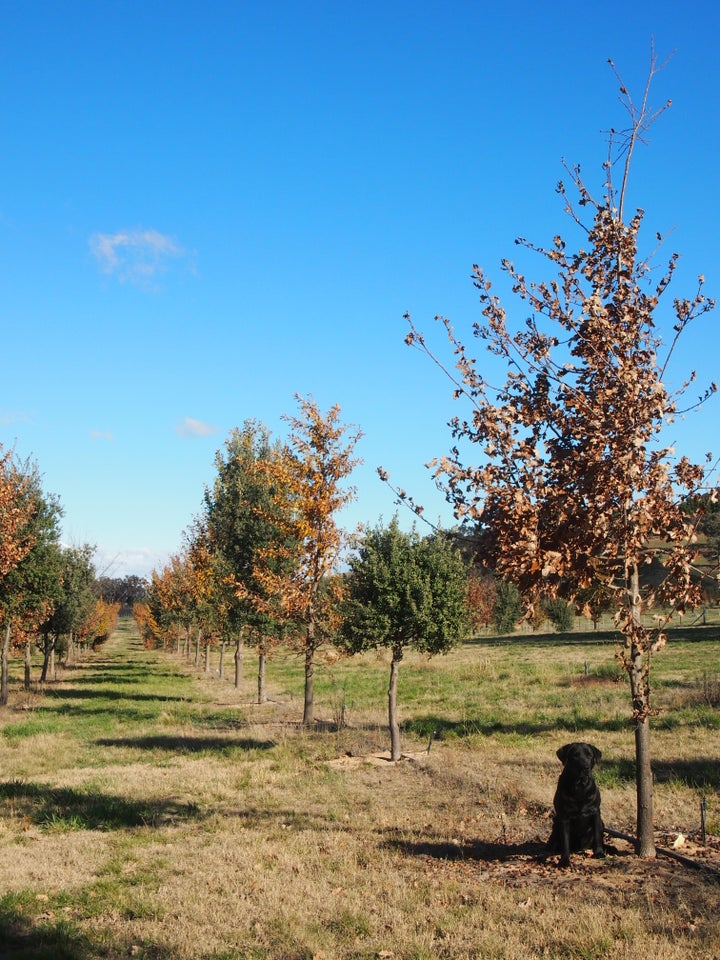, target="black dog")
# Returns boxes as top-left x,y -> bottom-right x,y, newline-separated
547,742 -> 605,867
